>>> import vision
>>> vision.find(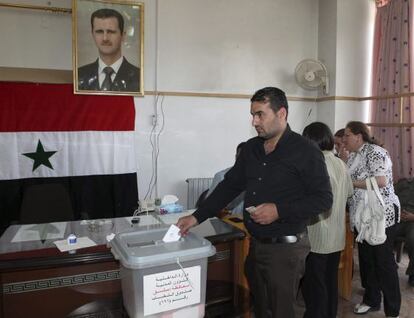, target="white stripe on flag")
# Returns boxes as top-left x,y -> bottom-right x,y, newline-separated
0,131 -> 136,180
